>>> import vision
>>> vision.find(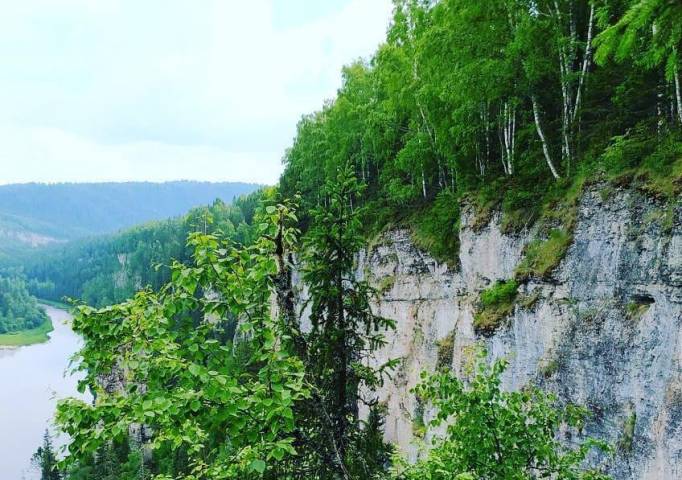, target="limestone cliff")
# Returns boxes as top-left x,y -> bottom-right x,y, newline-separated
297,185 -> 681,479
